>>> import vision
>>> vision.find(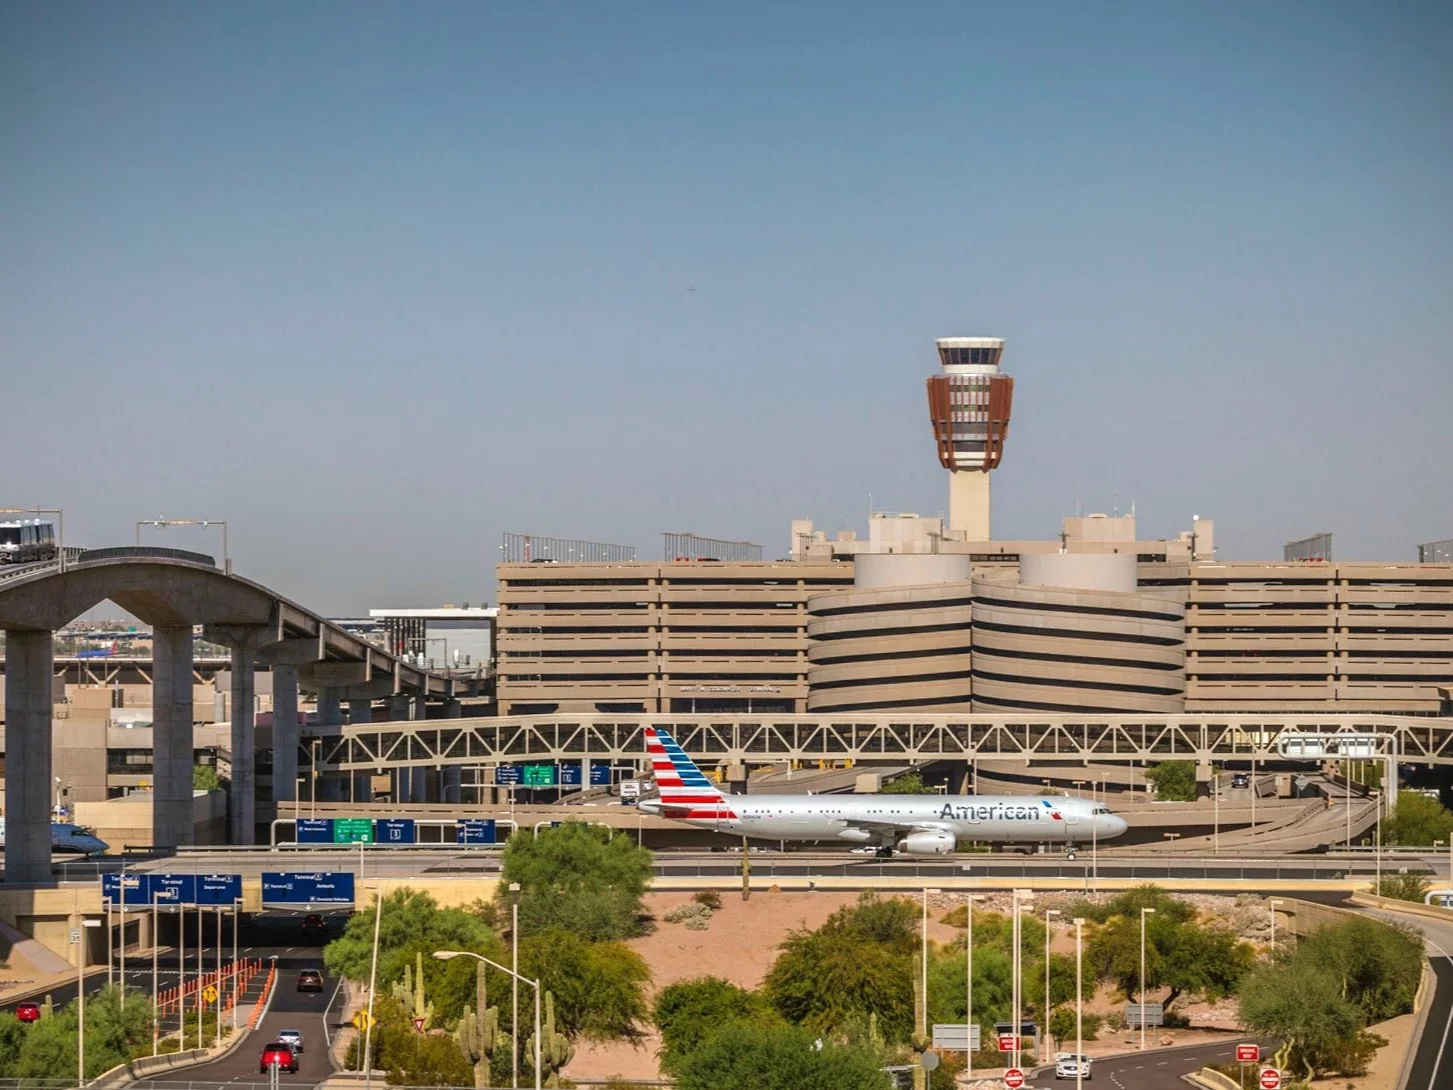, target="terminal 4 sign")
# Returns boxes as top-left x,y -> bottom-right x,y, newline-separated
261,872 -> 356,907
456,819 -> 498,846
103,873 -> 242,906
